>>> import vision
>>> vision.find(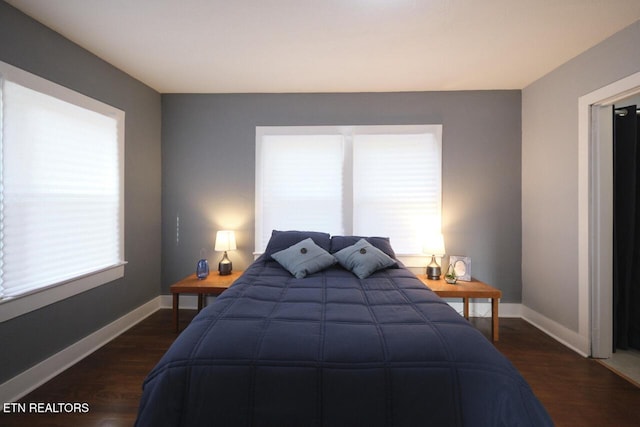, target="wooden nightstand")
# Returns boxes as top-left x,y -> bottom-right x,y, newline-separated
170,270 -> 243,332
416,274 -> 502,341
